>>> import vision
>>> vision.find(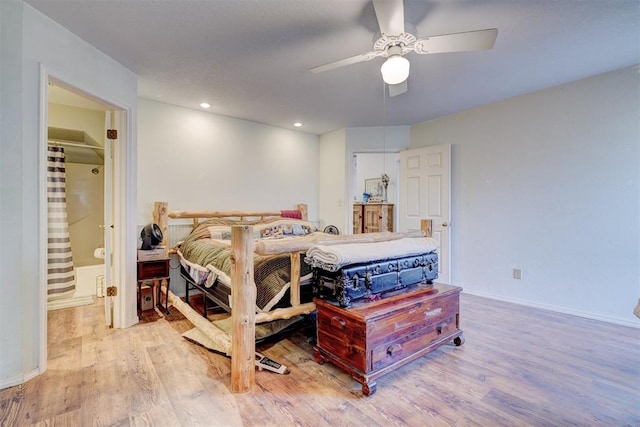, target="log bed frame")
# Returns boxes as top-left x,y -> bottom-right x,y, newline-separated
152,201 -> 431,393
